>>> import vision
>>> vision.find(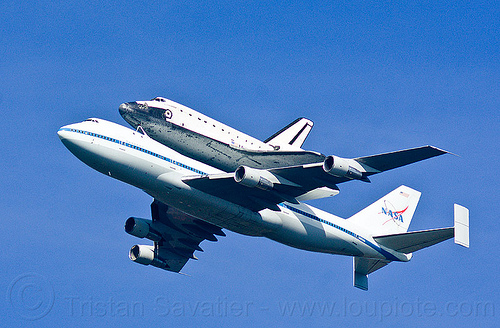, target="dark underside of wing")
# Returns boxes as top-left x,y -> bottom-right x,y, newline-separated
355,146 -> 448,174
150,200 -> 225,273
182,166 -> 345,212
183,176 -> 280,212
184,146 -> 449,213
